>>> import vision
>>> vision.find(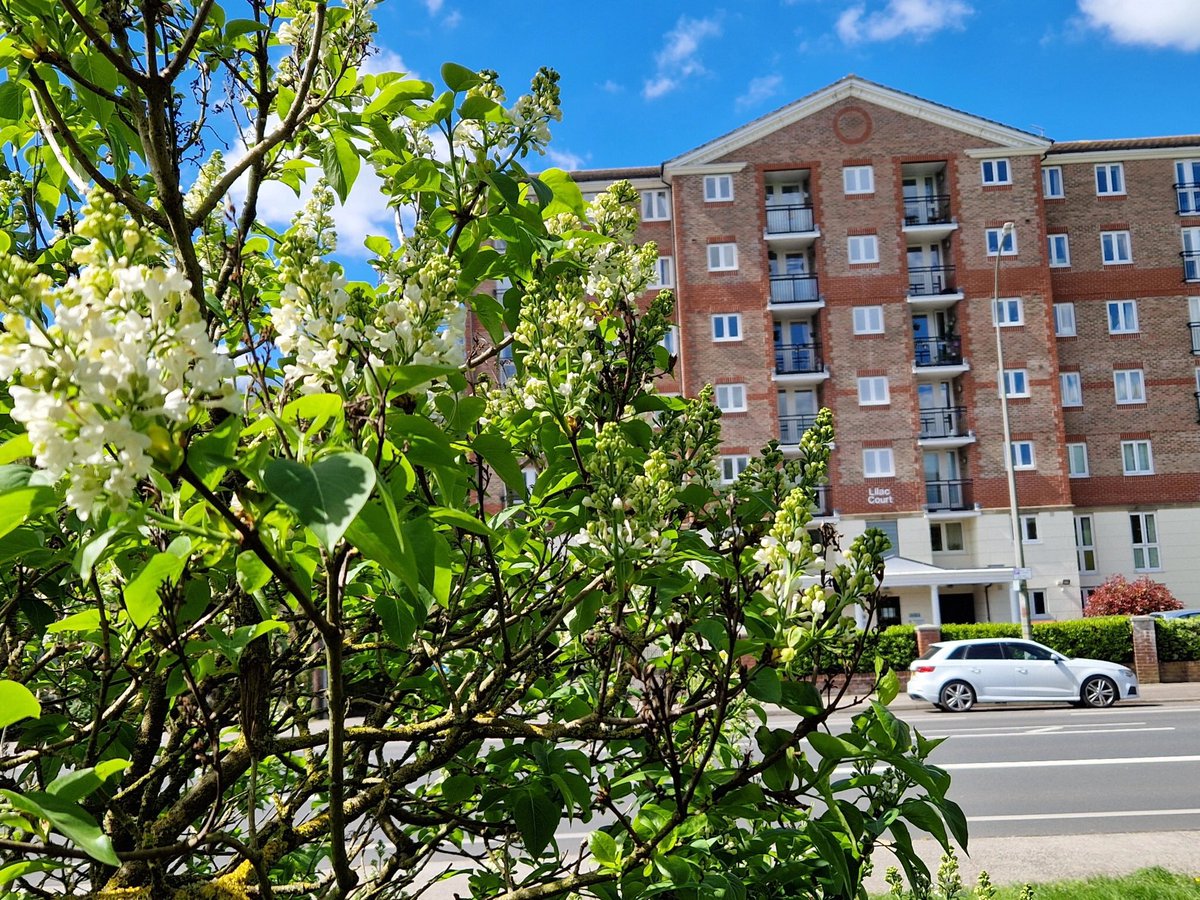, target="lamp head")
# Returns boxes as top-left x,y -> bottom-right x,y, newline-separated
1002,221 -> 1015,236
